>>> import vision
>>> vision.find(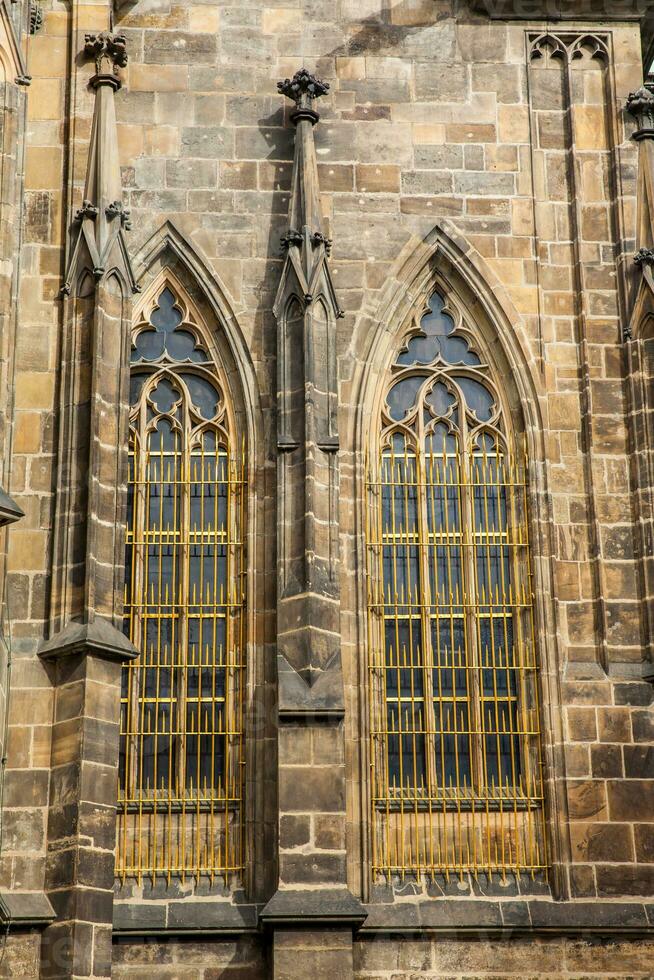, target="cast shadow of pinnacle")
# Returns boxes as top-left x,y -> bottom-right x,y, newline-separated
325,0 -> 447,59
